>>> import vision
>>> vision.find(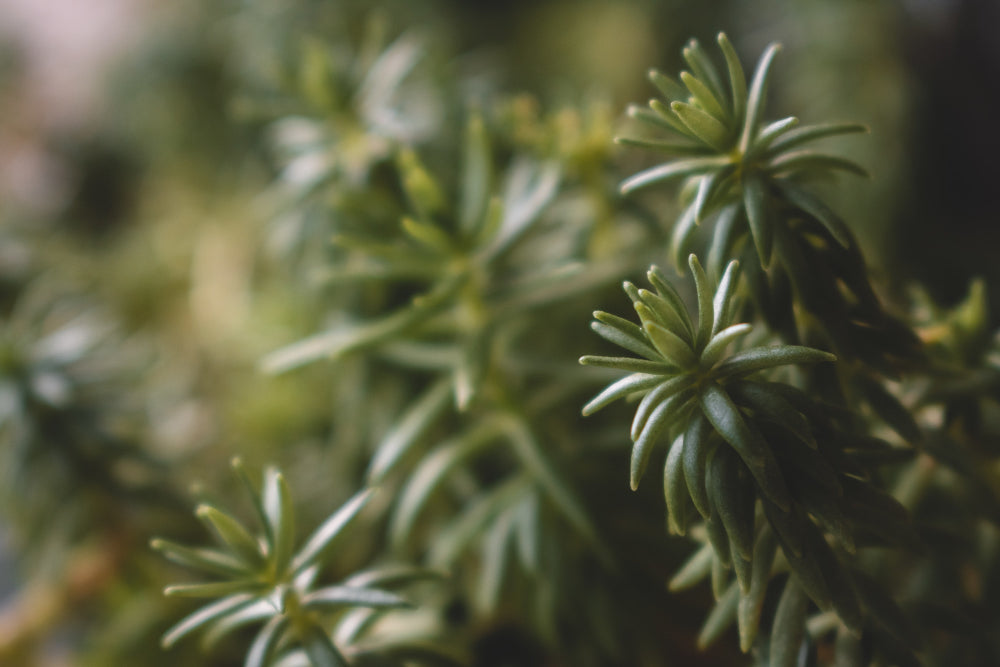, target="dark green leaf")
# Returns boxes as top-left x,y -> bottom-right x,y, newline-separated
742,173 -> 772,266
776,181 -> 853,249
726,380 -> 815,449
855,375 -> 921,443
767,122 -> 868,154
712,345 -> 836,379
770,578 -> 809,667
705,482 -> 732,570
300,621 -> 350,667
853,571 -> 921,648
664,435 -> 690,535
767,150 -> 868,178
698,580 -> 740,648
708,446 -> 756,561
699,383 -> 790,510
738,525 -> 777,652
683,412 -> 715,518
